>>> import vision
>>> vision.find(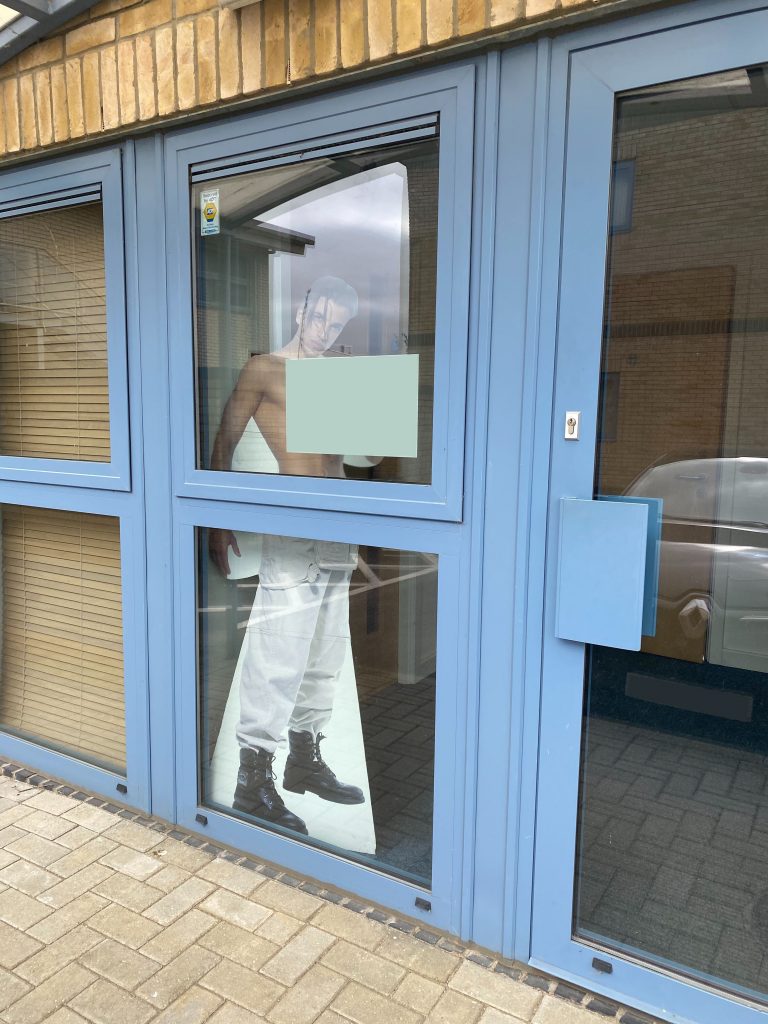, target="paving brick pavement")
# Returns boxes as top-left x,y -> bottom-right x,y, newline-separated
0,767 -> 664,1024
